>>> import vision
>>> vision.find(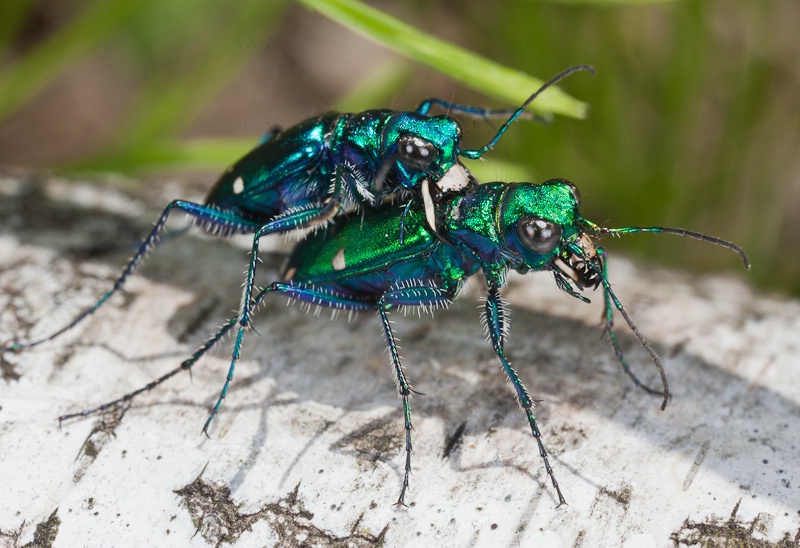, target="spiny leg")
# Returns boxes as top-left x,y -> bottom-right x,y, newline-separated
482,282 -> 509,352
579,222 -> 749,404
236,198 -> 343,331
235,164 -> 353,337
215,167 -> 354,435
204,281 -> 373,436
376,298 -> 413,506
380,284 -> 453,505
58,280 -> 277,424
484,281 -> 567,507
3,200 -> 261,352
